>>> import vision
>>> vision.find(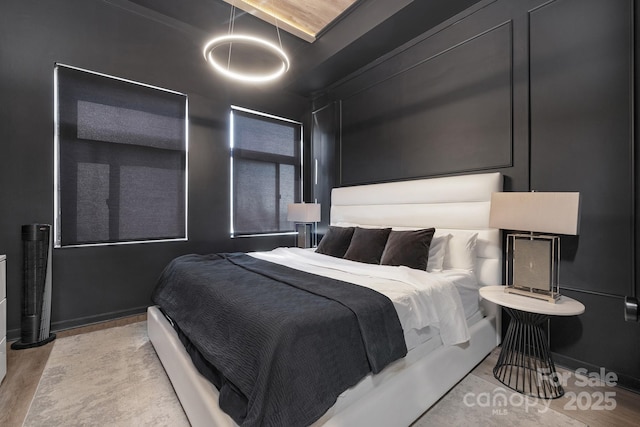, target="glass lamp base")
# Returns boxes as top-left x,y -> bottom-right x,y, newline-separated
295,223 -> 313,248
